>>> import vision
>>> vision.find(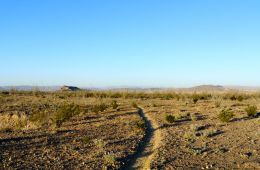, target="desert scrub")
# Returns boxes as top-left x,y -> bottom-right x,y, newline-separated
245,105 -> 258,118
93,139 -> 107,153
111,100 -> 119,109
203,129 -> 220,138
192,94 -> 199,104
190,114 -> 198,121
131,102 -> 138,108
165,114 -> 175,123
91,103 -> 108,114
183,132 -> 196,142
218,109 -> 234,123
52,104 -> 80,127
190,124 -> 204,132
29,111 -> 50,126
237,95 -> 244,102
135,120 -> 145,130
214,100 -> 221,108
104,154 -> 116,167
82,136 -> 91,144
